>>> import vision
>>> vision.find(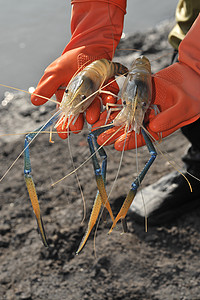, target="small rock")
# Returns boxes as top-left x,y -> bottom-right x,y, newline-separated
0,223 -> 11,235
0,236 -> 10,248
